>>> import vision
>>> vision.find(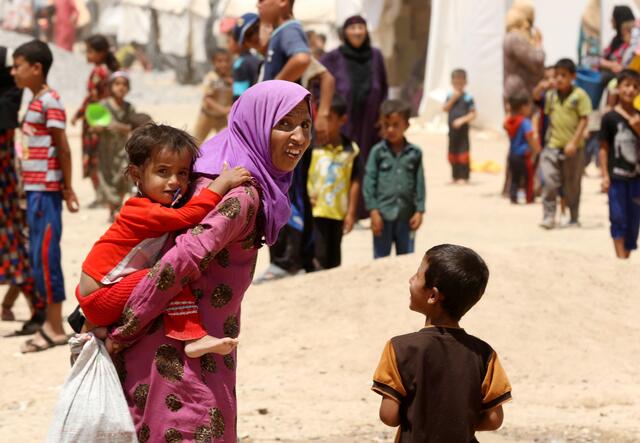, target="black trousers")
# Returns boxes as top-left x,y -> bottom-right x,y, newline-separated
269,225 -> 304,273
508,154 -> 527,203
313,217 -> 344,270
